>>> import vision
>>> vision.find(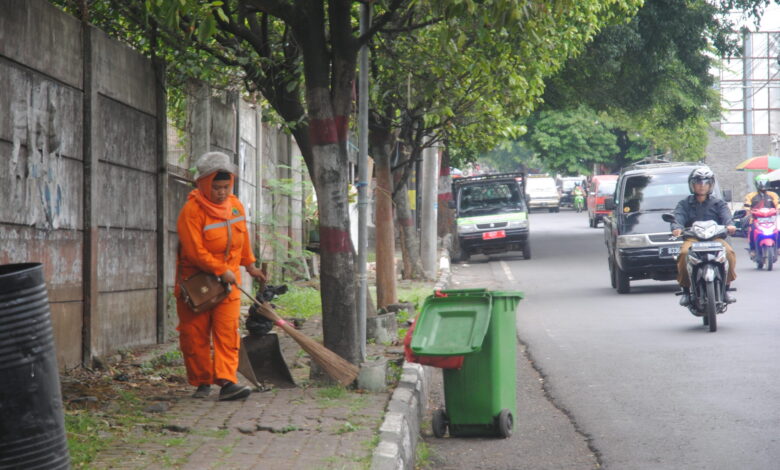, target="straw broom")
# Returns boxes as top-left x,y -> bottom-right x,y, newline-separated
234,284 -> 359,386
